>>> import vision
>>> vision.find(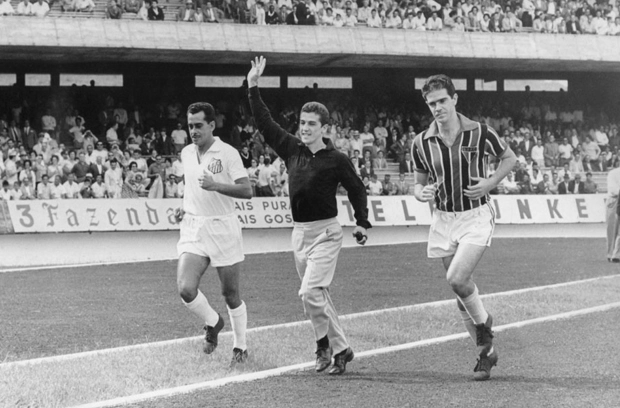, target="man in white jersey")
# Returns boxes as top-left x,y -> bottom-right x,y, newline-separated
174,102 -> 253,365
